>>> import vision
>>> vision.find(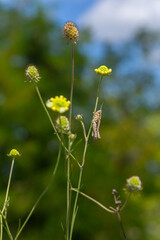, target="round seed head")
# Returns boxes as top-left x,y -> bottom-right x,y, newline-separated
63,22 -> 79,42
